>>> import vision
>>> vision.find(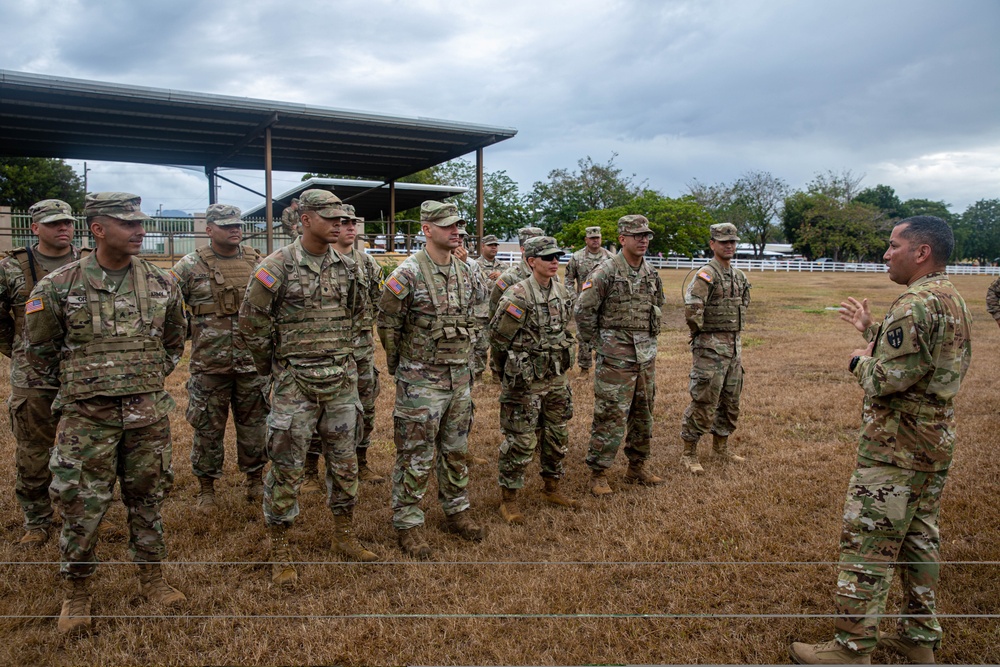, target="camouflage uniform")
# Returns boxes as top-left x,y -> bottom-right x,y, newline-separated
0,200 -> 89,537
239,234 -> 363,525
831,272 -> 971,655
488,227 -> 544,374
564,229 -> 613,371
680,257 -> 751,446
378,208 -> 479,532
280,200 -> 300,238
172,206 -> 267,486
576,217 -> 664,478
490,243 -> 575,490
344,244 -> 384,454
987,275 -> 1000,322
25,198 -> 186,579
473,235 -> 509,375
